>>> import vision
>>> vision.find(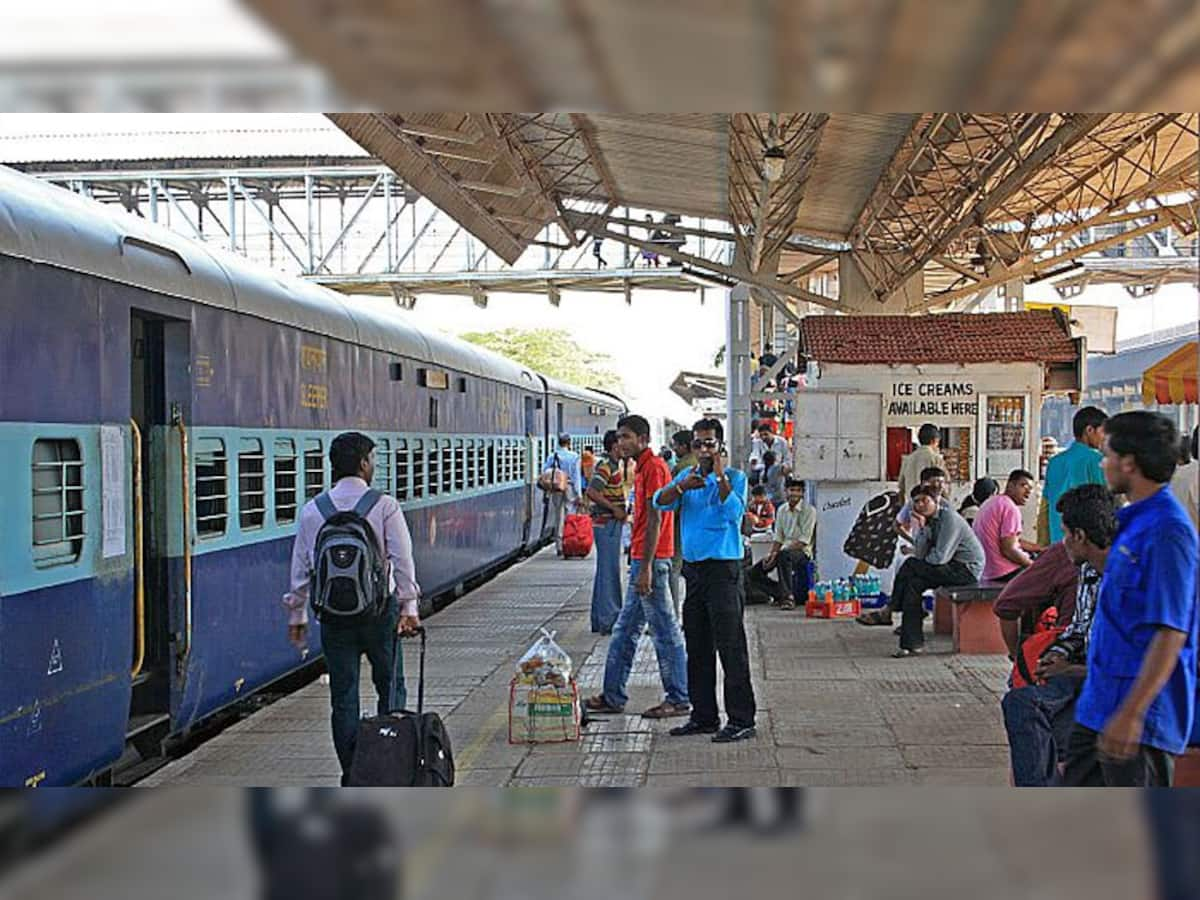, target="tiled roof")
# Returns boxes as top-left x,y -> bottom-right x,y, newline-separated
798,311 -> 1079,366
